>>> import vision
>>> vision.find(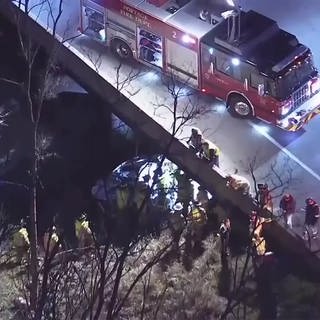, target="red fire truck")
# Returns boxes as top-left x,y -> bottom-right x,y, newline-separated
79,0 -> 320,131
